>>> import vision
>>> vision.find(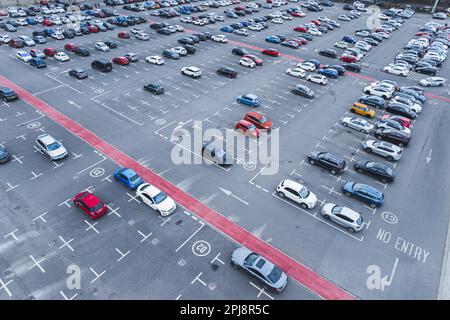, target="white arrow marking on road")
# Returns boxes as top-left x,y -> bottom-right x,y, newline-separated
67,100 -> 82,109
426,149 -> 432,163
380,257 -> 399,291
218,187 -> 249,206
